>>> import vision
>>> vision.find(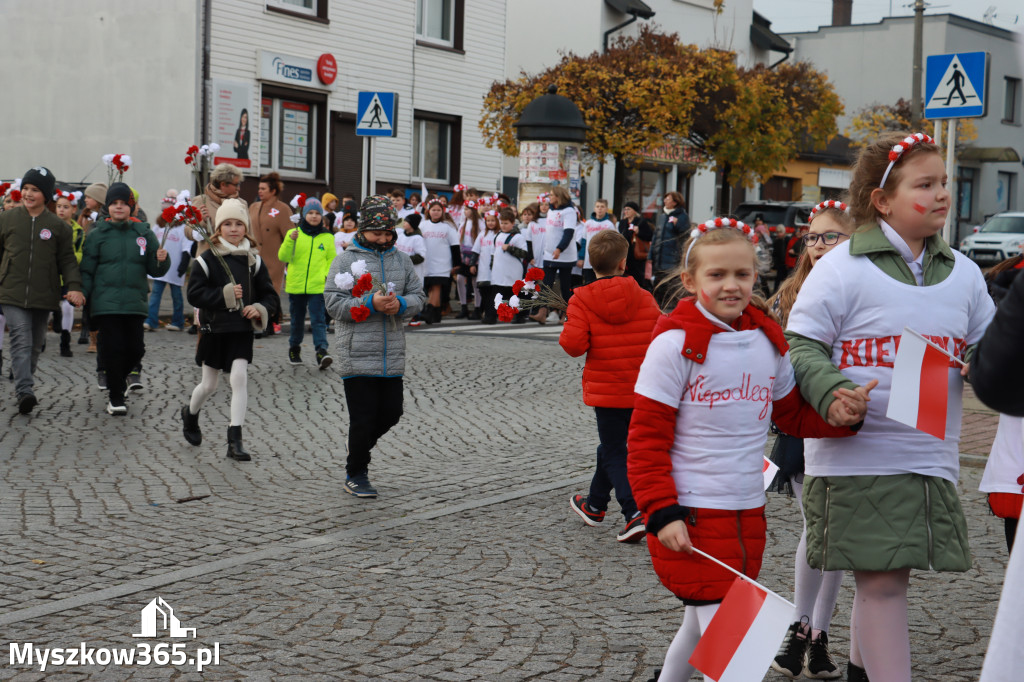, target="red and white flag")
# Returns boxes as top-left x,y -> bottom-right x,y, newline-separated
690,576 -> 795,681
886,327 -> 957,440
763,456 -> 779,490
